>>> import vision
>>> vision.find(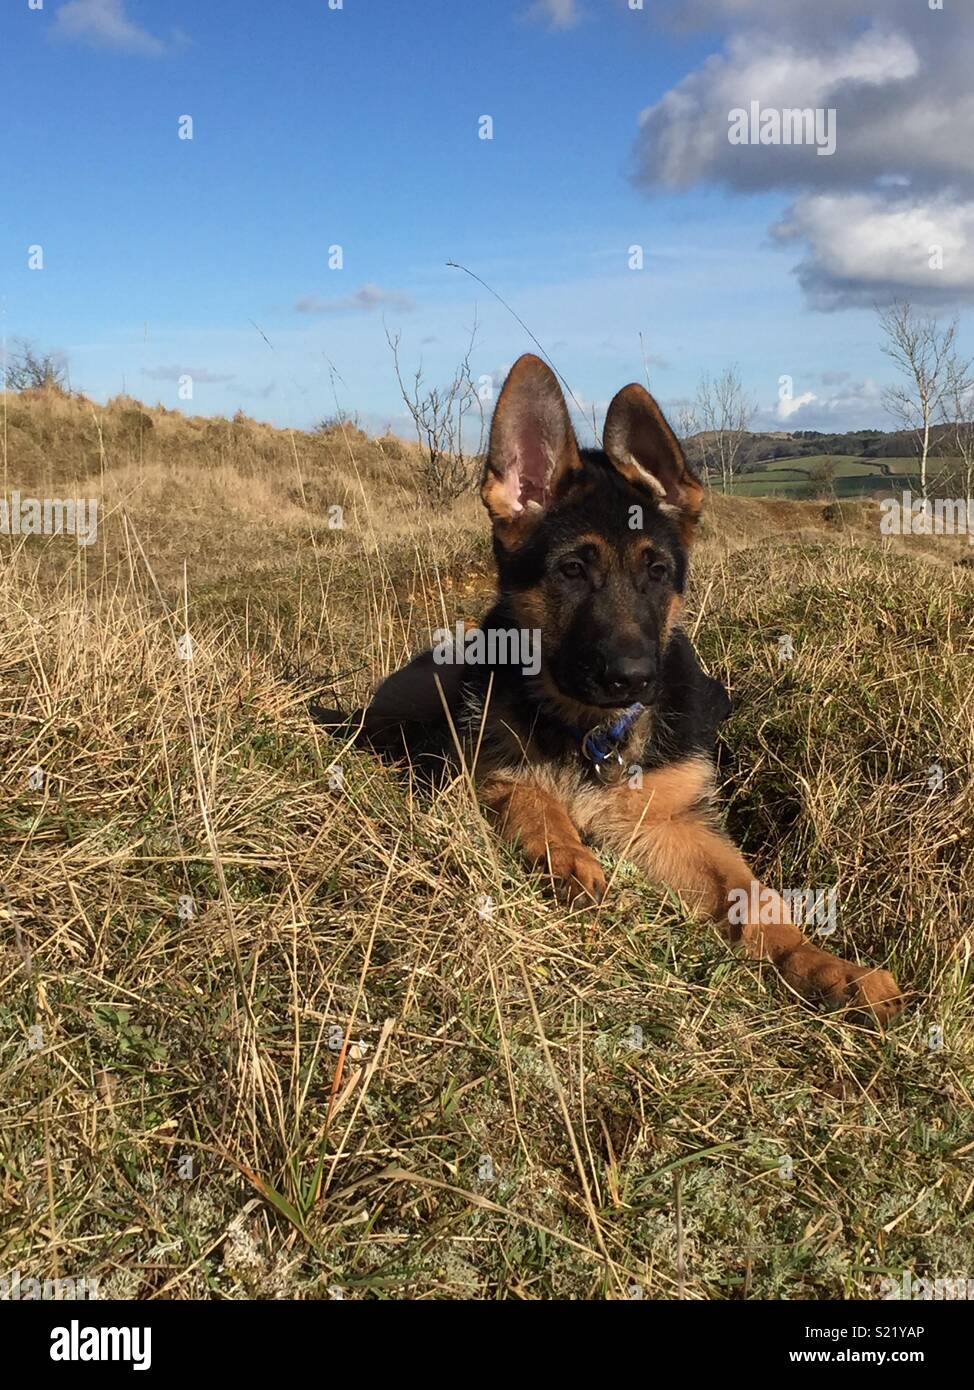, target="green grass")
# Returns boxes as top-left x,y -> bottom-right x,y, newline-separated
1,393 -> 973,1299
727,455 -> 954,500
